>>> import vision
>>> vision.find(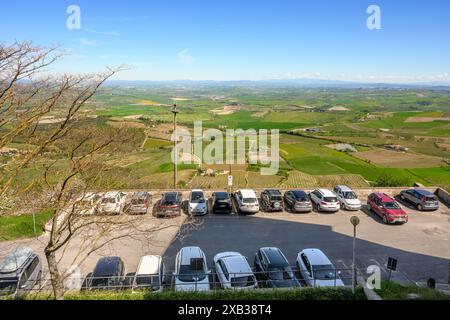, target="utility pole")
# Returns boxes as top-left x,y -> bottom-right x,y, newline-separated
350,216 -> 360,294
172,104 -> 179,190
